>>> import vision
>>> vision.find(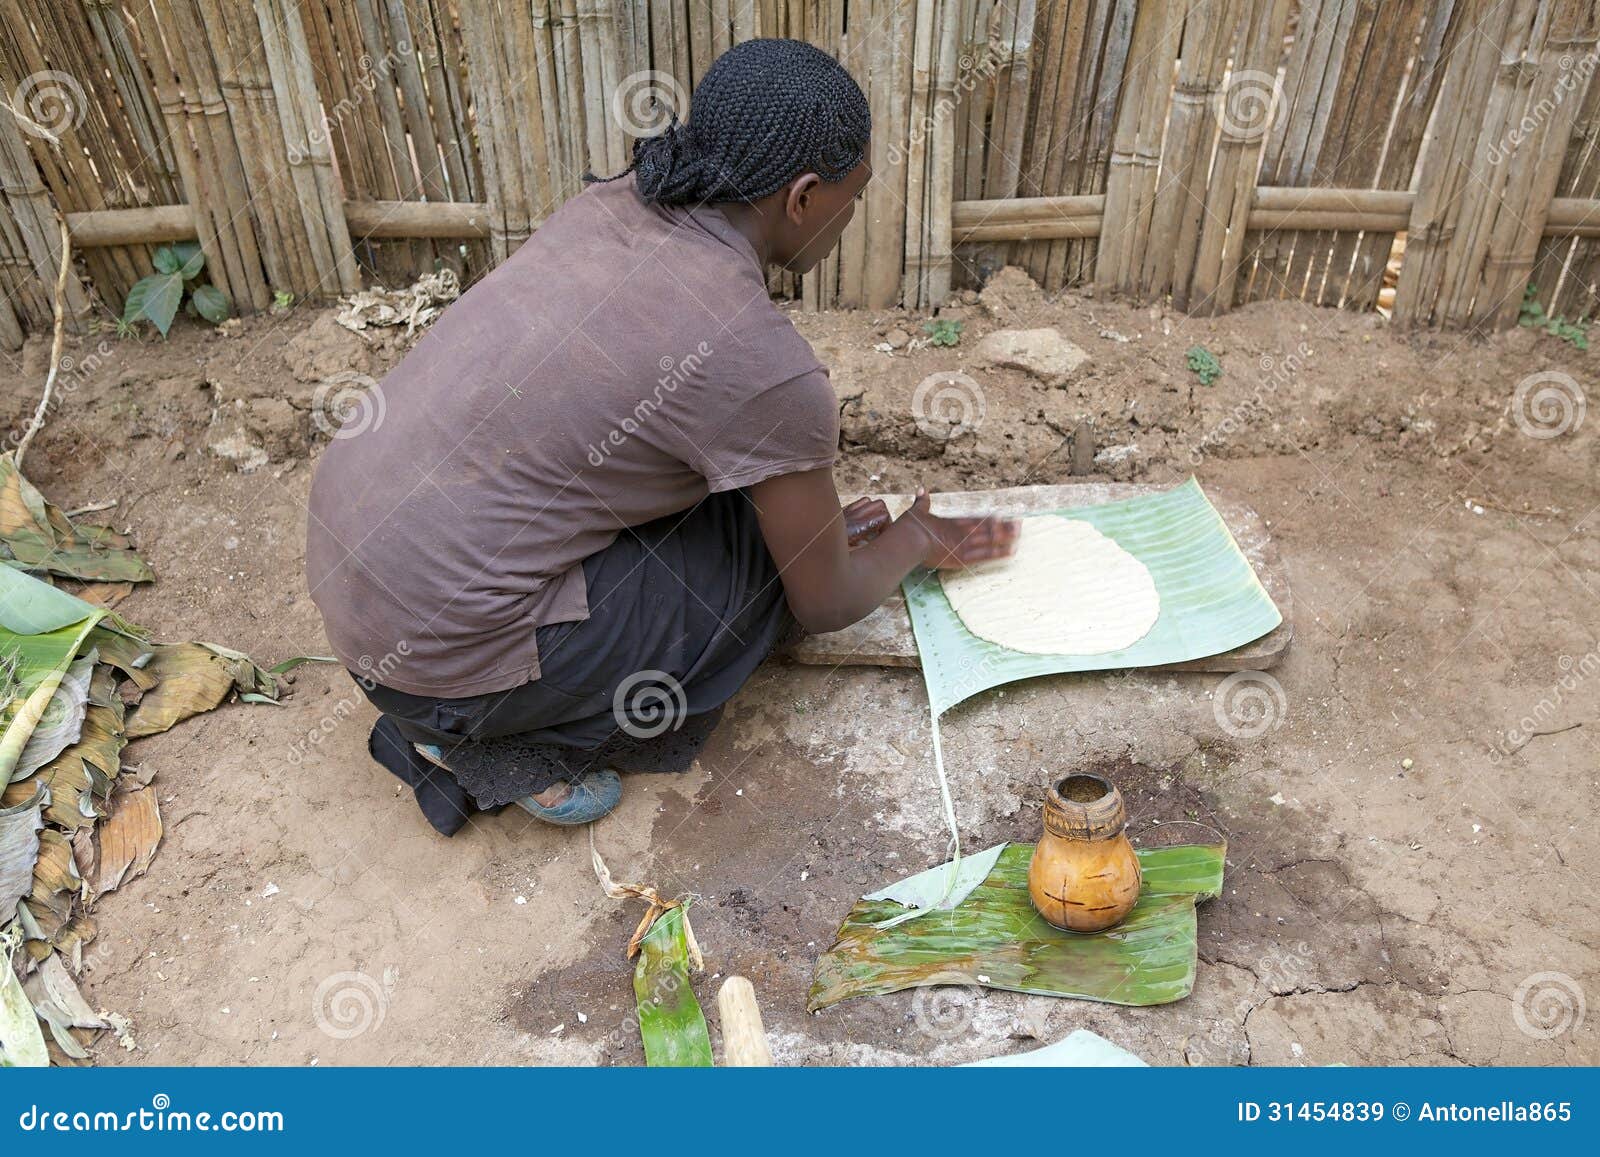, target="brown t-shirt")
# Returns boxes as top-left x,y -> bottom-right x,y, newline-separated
305,177 -> 837,698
